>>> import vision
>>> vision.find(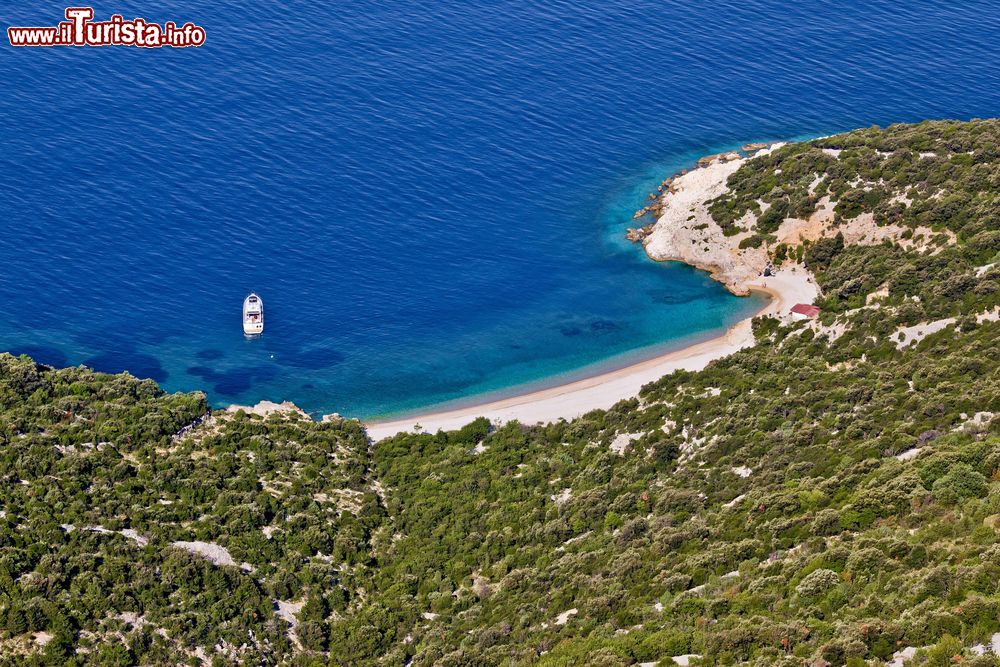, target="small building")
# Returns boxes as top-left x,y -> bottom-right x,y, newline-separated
790,303 -> 821,320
